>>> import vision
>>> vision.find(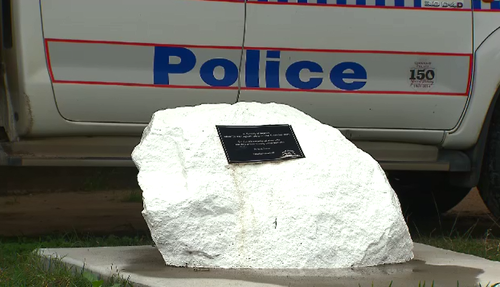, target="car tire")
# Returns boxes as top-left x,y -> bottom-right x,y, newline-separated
477,106 -> 500,220
387,171 -> 471,218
